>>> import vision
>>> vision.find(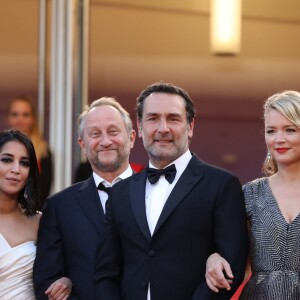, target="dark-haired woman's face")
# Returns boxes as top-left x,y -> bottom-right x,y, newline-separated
0,141 -> 30,198
7,100 -> 35,135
